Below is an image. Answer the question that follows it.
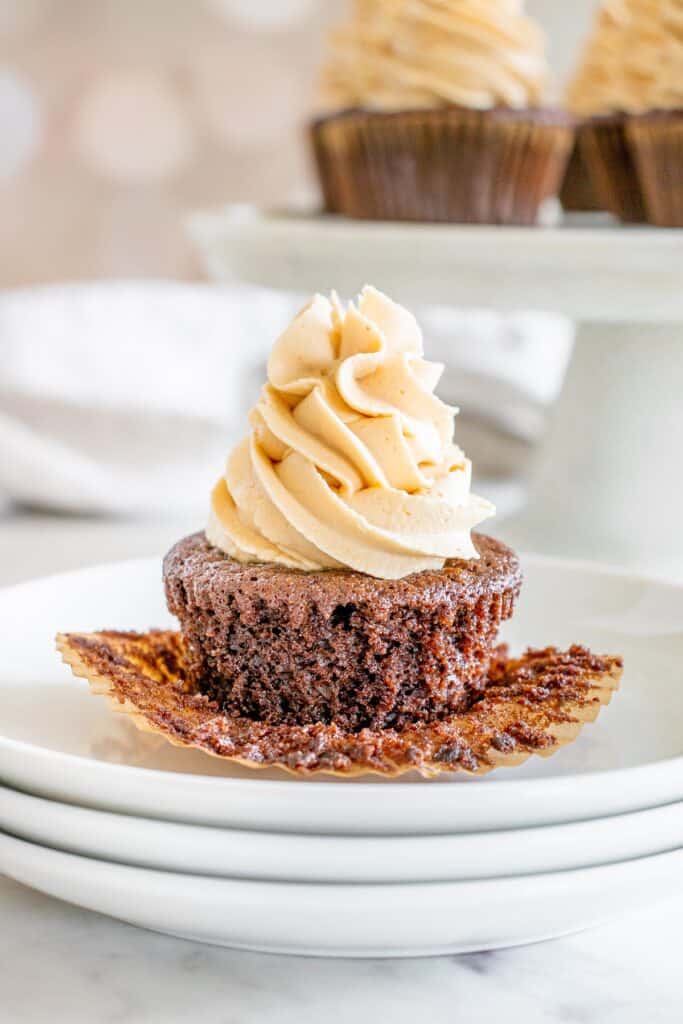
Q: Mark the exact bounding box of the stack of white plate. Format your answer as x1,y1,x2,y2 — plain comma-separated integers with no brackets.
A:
0,555,681,957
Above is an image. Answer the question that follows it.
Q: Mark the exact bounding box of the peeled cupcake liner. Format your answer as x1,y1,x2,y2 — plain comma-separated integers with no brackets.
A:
310,106,575,226
626,109,683,228
57,630,622,780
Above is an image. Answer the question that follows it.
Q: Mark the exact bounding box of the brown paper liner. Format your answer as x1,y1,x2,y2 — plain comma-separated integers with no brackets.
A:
627,110,683,228
559,130,603,212
578,115,646,223
57,631,622,779
310,120,344,215
311,107,574,226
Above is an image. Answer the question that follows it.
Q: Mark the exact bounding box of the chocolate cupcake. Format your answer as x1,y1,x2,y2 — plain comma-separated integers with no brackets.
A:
311,0,573,225
58,287,622,778
567,1,683,226
167,287,508,729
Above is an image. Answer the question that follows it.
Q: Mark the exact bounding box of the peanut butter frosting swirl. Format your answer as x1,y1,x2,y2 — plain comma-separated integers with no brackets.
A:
568,0,683,116
319,0,550,112
207,288,494,580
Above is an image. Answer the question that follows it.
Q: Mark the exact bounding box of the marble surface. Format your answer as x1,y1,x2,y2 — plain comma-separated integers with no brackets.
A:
1,510,681,1024
1,874,681,1024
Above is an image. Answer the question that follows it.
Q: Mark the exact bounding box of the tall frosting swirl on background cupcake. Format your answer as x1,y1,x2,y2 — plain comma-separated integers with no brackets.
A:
319,0,550,111
207,287,494,580
568,0,683,115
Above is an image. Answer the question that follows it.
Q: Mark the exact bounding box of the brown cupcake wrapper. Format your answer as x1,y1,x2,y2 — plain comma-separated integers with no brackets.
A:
559,131,603,212
57,630,622,779
311,107,575,226
626,110,683,228
310,123,343,215
578,115,647,223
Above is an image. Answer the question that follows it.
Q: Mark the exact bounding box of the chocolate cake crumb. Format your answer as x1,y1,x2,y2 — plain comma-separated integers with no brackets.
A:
163,532,522,731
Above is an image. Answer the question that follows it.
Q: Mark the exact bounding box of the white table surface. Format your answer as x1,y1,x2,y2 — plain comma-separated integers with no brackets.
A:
1,510,681,1024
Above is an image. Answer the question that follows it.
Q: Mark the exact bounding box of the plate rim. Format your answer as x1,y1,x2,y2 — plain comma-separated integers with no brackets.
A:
3,826,680,957
2,824,682,891
1,778,681,849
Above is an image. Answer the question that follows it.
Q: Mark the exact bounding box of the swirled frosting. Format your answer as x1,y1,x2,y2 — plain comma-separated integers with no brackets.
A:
319,0,550,112
207,287,494,580
568,0,683,115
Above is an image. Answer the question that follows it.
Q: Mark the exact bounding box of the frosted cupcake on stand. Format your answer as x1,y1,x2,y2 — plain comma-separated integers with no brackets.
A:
567,0,683,226
311,0,574,225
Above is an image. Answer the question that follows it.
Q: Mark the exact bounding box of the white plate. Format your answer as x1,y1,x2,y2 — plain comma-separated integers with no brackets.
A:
1,556,682,835
1,784,681,883
1,830,680,957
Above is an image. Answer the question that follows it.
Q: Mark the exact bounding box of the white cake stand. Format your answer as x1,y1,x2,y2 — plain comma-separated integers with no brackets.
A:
189,208,683,578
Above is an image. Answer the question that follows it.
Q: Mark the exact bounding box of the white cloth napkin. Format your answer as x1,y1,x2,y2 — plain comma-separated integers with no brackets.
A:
0,281,572,516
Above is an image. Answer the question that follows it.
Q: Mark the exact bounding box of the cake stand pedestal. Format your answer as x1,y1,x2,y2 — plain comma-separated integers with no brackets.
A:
189,209,683,578
513,321,683,578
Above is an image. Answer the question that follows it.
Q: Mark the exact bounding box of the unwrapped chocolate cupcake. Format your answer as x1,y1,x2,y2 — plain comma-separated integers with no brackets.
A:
311,0,574,225
567,0,683,226
58,288,622,777
169,287,508,730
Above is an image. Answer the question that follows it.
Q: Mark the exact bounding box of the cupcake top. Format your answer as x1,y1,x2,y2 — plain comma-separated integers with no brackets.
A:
567,0,683,116
318,0,550,112
207,287,494,580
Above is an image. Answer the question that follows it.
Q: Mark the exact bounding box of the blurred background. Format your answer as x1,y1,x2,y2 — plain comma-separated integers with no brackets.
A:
0,0,602,577
0,0,597,286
